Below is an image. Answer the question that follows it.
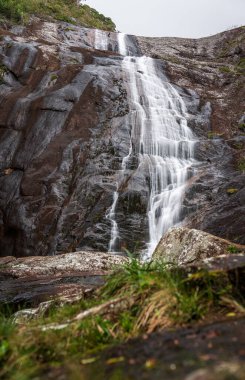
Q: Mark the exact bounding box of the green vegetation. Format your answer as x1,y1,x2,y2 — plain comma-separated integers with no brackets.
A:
237,157,245,172
0,260,244,379
236,58,245,74
207,131,223,139
50,73,58,82
238,123,245,131
219,66,232,73
219,58,245,76
227,245,239,254
0,0,116,30
0,64,8,84
226,188,238,195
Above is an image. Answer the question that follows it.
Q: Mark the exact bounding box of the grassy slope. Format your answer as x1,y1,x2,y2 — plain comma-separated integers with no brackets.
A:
0,260,244,379
0,0,116,30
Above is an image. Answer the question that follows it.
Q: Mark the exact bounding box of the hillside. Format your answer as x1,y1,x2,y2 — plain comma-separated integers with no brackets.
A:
0,0,116,30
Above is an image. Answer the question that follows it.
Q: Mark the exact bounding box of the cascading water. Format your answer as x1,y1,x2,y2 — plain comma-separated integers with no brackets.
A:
93,30,197,259
94,29,108,51
120,55,197,259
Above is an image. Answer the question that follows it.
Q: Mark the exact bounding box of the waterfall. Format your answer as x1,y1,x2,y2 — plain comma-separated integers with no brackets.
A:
121,52,197,259
94,30,197,258
94,29,108,51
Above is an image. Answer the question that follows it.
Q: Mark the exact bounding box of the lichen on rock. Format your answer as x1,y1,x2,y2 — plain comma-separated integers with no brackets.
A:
152,227,245,266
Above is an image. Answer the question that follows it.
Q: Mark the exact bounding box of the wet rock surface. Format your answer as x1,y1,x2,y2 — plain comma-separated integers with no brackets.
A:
153,227,245,265
0,19,244,257
84,318,245,380
0,251,128,305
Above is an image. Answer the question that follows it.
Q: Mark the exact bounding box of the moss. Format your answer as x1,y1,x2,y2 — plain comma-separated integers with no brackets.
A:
0,64,8,84
237,158,245,172
226,188,238,195
0,0,116,31
207,131,223,139
50,73,58,81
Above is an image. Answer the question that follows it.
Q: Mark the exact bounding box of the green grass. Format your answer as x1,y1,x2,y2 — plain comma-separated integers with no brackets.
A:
0,0,116,30
0,260,244,379
227,245,239,254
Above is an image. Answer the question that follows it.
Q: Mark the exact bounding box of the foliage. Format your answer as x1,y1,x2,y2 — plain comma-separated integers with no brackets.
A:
0,260,244,379
0,0,116,30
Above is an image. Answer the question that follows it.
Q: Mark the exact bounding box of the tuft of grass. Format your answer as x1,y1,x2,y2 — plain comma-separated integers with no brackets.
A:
0,259,244,379
0,0,116,30
227,245,239,254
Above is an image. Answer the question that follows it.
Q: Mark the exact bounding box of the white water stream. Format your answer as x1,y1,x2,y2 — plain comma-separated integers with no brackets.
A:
94,31,197,259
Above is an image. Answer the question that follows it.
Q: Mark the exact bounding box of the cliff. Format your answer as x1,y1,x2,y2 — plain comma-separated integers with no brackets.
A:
0,17,244,257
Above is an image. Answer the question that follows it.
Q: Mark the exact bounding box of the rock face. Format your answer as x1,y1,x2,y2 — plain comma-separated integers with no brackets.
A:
153,227,245,265
0,18,244,257
0,251,128,305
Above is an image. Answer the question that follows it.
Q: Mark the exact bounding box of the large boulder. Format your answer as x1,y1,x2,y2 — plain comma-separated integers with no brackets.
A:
152,227,245,266
0,251,128,306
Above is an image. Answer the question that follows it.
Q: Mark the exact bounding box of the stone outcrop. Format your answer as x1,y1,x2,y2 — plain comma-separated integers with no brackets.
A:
0,251,128,305
153,227,245,265
0,18,244,257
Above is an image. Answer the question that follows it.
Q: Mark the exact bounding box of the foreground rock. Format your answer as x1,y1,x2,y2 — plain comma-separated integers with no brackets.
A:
84,318,245,380
0,251,128,305
153,227,245,265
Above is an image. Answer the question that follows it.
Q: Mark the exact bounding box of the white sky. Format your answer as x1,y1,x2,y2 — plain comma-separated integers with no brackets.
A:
85,0,245,38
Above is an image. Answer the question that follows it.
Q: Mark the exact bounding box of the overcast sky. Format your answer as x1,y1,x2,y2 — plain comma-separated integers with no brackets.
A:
85,0,245,38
